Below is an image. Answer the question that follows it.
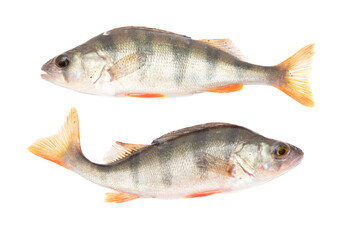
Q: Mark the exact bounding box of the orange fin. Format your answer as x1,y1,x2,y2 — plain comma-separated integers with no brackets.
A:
105,192,140,203
184,189,223,198
28,107,81,170
206,84,243,93
275,44,315,107
125,93,165,98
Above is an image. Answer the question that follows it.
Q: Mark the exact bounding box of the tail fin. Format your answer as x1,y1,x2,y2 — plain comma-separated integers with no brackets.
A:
28,107,81,169
276,44,315,107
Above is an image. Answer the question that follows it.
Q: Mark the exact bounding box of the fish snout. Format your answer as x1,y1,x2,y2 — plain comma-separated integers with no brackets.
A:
41,58,59,82
288,145,304,167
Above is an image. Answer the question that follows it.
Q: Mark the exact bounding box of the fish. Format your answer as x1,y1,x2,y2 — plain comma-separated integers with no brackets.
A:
41,27,315,107
28,108,303,203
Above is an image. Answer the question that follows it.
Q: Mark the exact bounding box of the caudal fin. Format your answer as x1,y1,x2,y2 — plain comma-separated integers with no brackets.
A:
276,44,315,107
28,108,81,169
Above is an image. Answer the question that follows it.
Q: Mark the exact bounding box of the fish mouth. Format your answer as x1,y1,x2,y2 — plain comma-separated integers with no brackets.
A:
290,154,303,168
41,71,52,81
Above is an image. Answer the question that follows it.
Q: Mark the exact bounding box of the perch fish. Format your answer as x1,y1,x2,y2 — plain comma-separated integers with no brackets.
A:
41,27,314,106
28,108,303,203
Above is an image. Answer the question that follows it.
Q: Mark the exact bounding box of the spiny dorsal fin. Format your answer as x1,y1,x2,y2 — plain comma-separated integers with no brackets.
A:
152,123,235,144
103,141,147,164
200,39,245,60
110,26,191,39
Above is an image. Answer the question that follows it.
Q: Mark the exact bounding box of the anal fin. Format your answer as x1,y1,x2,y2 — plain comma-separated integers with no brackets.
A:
185,189,223,198
105,192,139,203
206,84,243,93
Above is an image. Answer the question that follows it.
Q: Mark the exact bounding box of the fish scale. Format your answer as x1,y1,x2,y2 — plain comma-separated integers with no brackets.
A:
28,108,304,202
41,26,314,106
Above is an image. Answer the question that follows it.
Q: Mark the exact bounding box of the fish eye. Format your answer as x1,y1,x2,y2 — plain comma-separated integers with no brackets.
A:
55,54,70,68
274,144,288,157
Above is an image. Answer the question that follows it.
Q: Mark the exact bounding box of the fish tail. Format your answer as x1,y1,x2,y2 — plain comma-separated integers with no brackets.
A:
28,107,82,169
275,44,315,107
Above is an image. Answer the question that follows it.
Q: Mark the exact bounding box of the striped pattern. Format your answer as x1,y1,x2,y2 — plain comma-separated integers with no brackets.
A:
171,37,192,85
31,107,304,200
87,27,273,96
103,124,262,198
43,27,314,107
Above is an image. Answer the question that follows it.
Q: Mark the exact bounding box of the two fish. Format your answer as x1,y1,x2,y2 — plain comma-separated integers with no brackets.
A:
30,27,313,203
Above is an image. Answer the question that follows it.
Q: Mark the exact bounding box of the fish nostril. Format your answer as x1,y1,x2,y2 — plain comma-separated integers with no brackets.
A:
41,62,50,71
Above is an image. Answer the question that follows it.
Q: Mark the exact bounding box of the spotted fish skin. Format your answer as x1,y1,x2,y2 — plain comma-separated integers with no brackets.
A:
41,27,314,106
28,108,304,201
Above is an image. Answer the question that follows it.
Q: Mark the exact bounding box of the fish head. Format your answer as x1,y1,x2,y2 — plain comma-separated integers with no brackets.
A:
233,137,303,182
255,139,303,181
41,48,107,93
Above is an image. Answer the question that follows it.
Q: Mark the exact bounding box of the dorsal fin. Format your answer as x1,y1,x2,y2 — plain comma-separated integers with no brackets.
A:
199,39,245,60
110,26,191,39
152,123,235,144
103,141,147,164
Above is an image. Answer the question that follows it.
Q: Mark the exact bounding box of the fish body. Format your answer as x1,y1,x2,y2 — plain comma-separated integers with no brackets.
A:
29,108,303,203
42,27,314,106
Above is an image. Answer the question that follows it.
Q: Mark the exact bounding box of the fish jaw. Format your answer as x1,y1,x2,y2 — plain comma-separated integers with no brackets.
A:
41,57,68,85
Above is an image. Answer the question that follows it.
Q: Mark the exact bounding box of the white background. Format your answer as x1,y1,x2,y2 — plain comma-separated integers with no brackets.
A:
1,0,358,239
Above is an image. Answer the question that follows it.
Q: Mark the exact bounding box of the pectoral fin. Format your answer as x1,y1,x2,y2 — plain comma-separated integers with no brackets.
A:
108,52,147,81
195,152,238,178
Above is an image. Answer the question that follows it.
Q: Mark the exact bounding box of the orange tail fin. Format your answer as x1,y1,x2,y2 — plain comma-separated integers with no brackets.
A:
276,44,315,107
28,108,81,169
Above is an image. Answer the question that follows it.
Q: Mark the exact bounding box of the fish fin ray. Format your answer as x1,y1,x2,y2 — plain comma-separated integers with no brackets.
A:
28,108,81,169
125,93,165,98
108,52,146,80
111,26,191,39
275,44,315,107
152,123,236,144
103,142,147,164
206,84,243,93
195,152,237,177
184,189,223,198
105,192,140,203
200,39,245,60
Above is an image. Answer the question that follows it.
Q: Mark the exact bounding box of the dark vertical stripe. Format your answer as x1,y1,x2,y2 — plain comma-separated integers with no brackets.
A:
144,30,154,55
127,28,150,82
171,37,192,85
223,127,240,161
195,153,210,180
193,128,211,179
157,144,173,187
99,33,119,62
129,155,140,186
205,45,220,82
127,28,142,52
